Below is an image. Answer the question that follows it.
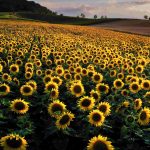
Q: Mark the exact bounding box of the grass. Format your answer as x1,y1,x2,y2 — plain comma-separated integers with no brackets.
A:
0,12,121,25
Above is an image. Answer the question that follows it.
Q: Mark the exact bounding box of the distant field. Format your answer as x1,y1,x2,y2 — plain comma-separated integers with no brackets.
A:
91,19,150,36
0,12,121,25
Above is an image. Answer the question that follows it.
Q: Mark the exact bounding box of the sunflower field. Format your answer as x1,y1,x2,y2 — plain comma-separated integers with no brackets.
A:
0,20,150,150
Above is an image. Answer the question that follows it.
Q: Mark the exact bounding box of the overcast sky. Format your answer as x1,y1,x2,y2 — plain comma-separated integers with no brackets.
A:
31,0,150,18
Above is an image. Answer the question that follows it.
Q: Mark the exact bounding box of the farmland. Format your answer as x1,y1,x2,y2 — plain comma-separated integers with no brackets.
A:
0,20,150,150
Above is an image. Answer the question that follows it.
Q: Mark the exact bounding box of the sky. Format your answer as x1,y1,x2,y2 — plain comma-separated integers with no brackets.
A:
31,0,150,19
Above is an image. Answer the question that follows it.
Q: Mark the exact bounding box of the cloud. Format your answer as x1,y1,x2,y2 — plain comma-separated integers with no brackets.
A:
31,0,150,18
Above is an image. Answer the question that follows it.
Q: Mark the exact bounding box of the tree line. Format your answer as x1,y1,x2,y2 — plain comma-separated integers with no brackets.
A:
0,0,55,15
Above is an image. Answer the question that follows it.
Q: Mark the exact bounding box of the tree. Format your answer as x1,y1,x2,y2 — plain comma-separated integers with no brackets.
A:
104,15,107,19
94,15,97,19
100,15,104,19
144,15,148,20
81,13,85,18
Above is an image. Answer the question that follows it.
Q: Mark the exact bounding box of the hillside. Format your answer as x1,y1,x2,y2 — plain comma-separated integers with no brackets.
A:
0,0,54,14
91,19,150,36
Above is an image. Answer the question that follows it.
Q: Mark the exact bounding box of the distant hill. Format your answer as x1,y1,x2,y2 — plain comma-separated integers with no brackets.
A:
0,0,54,15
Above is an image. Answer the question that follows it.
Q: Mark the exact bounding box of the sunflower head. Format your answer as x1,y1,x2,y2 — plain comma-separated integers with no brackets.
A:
9,64,19,74
141,80,150,91
121,89,129,97
55,111,75,130
70,81,85,97
25,72,33,80
96,83,109,94
52,76,62,86
2,73,12,82
78,96,95,111
45,81,58,93
134,98,142,110
87,135,114,150
48,100,66,117
88,110,105,127
113,79,124,89
97,102,111,116
43,75,52,84
138,107,150,126
135,65,144,73
0,64,3,72
90,90,101,101
20,85,34,96
129,82,141,93
49,88,59,99
10,99,29,114
0,134,27,150
26,80,37,91
0,83,10,96
144,91,150,101
55,66,64,76
92,72,103,83
109,70,117,78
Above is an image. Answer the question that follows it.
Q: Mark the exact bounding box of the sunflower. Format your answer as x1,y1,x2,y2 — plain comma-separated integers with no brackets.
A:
130,76,139,83
36,69,43,76
0,83,10,96
9,64,19,74
92,72,103,83
0,134,27,150
50,88,59,99
52,76,63,86
2,73,12,82
78,96,95,111
141,80,150,90
144,91,150,101
117,72,124,80
122,100,130,108
134,98,142,110
25,72,33,80
70,81,85,97
74,73,82,81
97,102,111,116
90,90,101,101
26,80,37,91
121,89,129,97
13,78,20,86
10,99,29,114
87,135,114,150
45,81,58,93
88,110,105,127
135,65,144,74
20,85,34,96
129,82,141,93
48,100,66,117
81,68,88,76
75,66,82,74
43,75,52,84
25,62,33,69
64,73,72,80
0,64,3,72
55,66,64,76
125,75,132,83
96,83,109,94
55,111,74,129
128,67,134,74
45,69,52,76
138,107,150,126
113,79,124,89
15,59,23,66
109,70,116,78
